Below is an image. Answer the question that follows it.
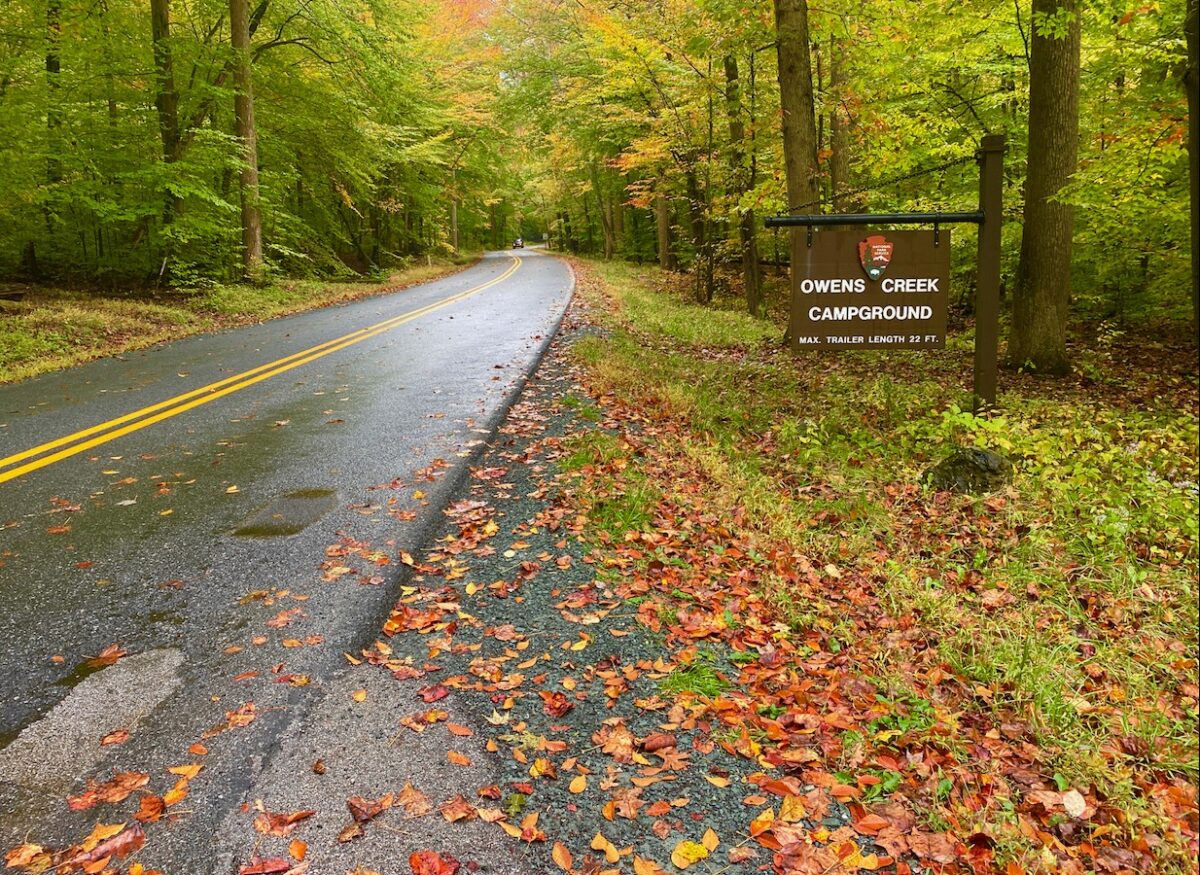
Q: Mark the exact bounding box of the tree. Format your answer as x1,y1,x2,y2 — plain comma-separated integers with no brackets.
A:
230,0,263,280
772,0,820,216
724,54,763,315
1186,0,1198,332
1009,0,1082,374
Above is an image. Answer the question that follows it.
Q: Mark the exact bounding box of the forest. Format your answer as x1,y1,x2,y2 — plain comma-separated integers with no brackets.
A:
0,0,1195,374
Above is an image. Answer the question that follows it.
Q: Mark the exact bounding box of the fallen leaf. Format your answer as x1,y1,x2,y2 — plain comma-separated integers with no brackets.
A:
670,840,709,869
552,842,574,872
408,850,460,875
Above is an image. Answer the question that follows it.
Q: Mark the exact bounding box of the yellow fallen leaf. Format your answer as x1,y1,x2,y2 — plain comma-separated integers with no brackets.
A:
671,840,709,869
225,485,240,494
704,775,731,788
591,831,619,863
569,774,587,794
780,794,806,823
352,689,368,702
701,828,719,852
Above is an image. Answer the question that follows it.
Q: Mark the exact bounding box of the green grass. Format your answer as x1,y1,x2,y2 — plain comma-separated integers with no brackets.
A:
570,257,1199,869
659,653,730,698
0,256,476,384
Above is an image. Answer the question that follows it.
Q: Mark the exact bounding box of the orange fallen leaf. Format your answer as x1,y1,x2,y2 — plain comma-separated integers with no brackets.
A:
551,842,573,872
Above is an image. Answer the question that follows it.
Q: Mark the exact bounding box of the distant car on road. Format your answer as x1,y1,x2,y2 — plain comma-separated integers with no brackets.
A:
513,238,524,248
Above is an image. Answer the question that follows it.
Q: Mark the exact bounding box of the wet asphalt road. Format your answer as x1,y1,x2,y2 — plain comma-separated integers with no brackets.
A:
0,250,572,868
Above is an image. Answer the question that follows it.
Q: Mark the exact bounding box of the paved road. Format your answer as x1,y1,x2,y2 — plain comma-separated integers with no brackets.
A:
0,250,572,870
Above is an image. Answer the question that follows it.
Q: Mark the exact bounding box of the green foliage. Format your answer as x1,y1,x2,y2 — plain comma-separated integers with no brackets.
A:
0,0,509,284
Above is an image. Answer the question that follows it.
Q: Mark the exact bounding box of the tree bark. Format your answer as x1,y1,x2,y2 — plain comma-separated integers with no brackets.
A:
591,164,615,259
151,0,180,164
1010,0,1081,374
772,0,820,215
1185,0,1199,334
685,165,709,303
46,0,62,185
231,0,264,280
774,0,821,340
724,55,763,316
828,35,854,216
656,179,672,270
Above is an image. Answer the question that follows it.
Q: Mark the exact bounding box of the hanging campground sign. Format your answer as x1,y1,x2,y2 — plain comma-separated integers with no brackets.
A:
765,134,1006,409
792,229,949,350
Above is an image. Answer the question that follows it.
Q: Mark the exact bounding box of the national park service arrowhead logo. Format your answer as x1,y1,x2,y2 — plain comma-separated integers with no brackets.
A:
858,235,894,281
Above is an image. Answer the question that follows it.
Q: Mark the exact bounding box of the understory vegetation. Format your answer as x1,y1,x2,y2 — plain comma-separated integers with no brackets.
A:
563,258,1198,870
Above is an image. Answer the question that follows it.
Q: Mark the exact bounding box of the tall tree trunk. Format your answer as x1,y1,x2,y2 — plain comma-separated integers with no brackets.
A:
613,197,624,255
828,36,853,216
591,165,615,259
773,0,820,215
1009,0,1081,374
1186,0,1199,334
46,0,62,186
151,0,181,273
724,55,763,316
774,0,821,340
151,0,180,165
656,179,672,270
685,165,708,303
231,0,263,280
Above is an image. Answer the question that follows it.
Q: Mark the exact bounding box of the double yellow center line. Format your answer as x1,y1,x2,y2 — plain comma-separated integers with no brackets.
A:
0,256,522,486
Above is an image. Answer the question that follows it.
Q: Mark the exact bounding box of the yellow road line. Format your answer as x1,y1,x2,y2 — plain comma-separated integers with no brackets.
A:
0,257,521,486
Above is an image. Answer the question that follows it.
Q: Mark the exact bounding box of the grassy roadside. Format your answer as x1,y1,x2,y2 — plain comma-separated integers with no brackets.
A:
0,255,478,384
562,259,1199,870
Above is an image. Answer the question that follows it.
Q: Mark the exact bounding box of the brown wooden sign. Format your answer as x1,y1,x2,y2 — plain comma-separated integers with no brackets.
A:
790,229,950,351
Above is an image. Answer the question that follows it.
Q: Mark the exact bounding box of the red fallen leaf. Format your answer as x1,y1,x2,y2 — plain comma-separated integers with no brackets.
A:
85,644,127,668
854,813,891,834
203,702,258,738
347,793,393,823
67,822,145,866
539,690,574,717
99,729,130,746
134,794,167,823
238,858,292,875
908,831,960,864
439,795,477,822
67,771,150,810
254,809,316,836
641,732,677,752
409,850,461,875
477,785,502,799
266,608,304,629
418,684,449,703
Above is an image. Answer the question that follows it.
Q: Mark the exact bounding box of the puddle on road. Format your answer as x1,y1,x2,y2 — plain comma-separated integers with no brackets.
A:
233,488,338,537
52,659,110,690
